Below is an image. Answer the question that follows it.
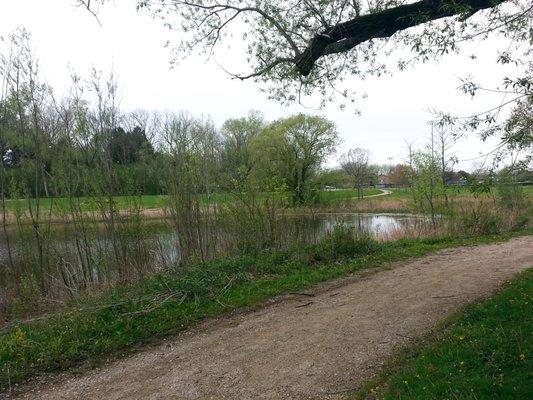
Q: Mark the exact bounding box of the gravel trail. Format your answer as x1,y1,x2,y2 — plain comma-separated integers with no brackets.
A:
7,236,533,400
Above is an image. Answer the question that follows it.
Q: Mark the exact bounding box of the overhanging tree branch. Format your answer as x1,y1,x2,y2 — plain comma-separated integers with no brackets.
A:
295,0,506,76
78,0,511,80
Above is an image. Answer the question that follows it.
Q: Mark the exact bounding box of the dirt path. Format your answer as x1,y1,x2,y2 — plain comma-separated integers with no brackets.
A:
8,236,533,400
361,189,391,198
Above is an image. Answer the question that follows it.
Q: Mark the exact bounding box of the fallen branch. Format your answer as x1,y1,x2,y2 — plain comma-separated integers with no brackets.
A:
289,292,316,297
123,292,188,318
295,301,314,308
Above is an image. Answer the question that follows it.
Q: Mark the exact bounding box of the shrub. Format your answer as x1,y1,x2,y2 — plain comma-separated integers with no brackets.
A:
497,181,525,210
447,201,502,236
307,226,380,263
511,213,530,231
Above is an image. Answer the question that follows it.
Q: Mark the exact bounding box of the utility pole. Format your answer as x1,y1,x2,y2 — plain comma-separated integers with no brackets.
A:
430,121,435,160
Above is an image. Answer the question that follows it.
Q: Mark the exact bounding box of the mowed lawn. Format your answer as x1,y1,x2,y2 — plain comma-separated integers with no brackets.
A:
1,188,385,213
3,186,529,214
321,188,383,201
1,194,170,213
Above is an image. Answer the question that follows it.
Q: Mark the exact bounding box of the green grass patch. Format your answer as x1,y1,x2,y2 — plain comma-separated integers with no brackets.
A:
1,193,241,213
3,185,530,215
2,195,170,213
1,189,383,216
0,231,527,389
320,188,383,201
352,268,533,400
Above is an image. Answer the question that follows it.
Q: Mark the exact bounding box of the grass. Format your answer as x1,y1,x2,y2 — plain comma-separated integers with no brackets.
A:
3,186,530,215
351,268,533,400
0,230,528,390
2,194,170,213
319,188,383,201
328,185,533,215
315,187,414,214
1,188,384,215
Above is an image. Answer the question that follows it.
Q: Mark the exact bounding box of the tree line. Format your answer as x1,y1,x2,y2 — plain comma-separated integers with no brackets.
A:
1,30,530,209
0,32,345,206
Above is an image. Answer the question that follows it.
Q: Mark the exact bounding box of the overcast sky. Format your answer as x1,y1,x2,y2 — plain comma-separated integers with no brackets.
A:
0,0,526,171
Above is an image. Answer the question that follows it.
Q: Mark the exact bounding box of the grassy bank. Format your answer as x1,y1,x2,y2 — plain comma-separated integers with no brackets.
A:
319,188,382,201
3,185,528,220
1,188,382,216
0,230,528,390
352,268,533,400
316,188,413,213
317,185,533,215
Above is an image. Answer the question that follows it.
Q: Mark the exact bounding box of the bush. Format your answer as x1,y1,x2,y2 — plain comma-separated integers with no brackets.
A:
511,213,530,231
307,226,380,263
497,181,525,210
448,202,502,236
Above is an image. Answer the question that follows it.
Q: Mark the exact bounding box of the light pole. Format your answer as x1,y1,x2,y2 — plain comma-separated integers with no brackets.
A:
387,156,393,172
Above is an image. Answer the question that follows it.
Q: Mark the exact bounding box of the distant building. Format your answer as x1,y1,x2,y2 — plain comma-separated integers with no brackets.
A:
376,174,392,188
445,177,468,187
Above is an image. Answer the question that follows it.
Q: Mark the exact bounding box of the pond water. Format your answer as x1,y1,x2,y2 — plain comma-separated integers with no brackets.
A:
0,213,427,307
0,213,425,260
292,212,425,240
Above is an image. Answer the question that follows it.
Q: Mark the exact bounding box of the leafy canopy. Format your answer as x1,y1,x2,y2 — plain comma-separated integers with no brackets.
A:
79,0,533,107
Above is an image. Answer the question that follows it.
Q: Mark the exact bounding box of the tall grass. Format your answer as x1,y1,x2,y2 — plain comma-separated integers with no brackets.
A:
445,186,531,236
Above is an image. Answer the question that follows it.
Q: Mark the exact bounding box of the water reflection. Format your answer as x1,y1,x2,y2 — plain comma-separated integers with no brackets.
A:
0,213,427,307
297,213,425,240
0,213,425,267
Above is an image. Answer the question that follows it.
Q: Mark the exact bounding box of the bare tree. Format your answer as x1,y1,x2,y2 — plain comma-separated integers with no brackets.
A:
220,110,265,184
160,112,222,262
404,140,415,169
429,124,457,206
340,148,370,199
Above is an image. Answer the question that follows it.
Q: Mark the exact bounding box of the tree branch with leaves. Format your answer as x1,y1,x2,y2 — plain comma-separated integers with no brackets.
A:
79,0,531,107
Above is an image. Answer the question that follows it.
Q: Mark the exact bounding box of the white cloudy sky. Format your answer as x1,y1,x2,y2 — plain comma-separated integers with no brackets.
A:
0,0,527,170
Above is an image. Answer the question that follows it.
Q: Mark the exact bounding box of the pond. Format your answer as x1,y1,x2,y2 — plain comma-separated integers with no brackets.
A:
0,213,427,310
290,212,426,240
